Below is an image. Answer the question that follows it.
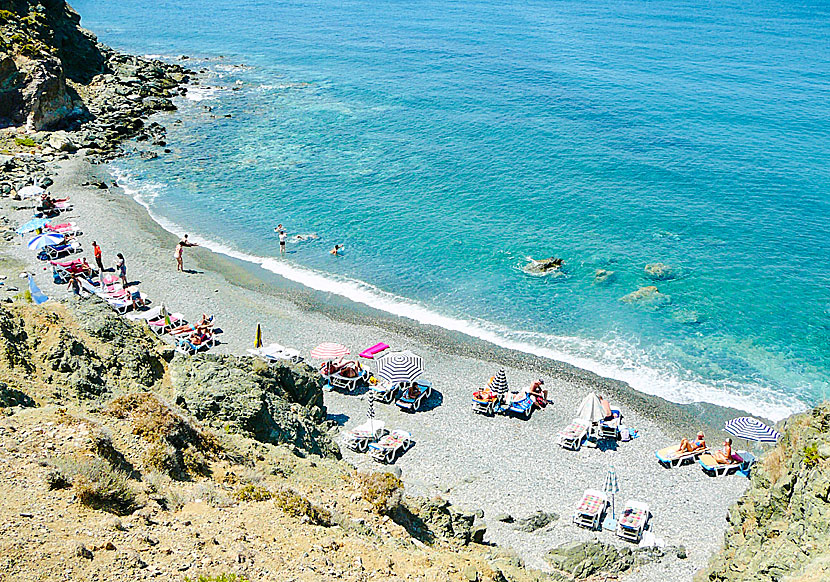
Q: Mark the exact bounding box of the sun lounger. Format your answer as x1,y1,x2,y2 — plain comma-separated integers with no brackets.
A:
359,342,390,359
395,380,432,412
175,332,215,355
471,389,499,415
370,380,401,404
147,311,185,334
655,444,708,467
328,360,366,392
558,418,590,451
698,451,756,477
50,258,84,282
369,430,413,463
79,278,147,314
38,240,82,260
616,501,650,543
343,419,388,453
598,409,623,439
247,343,304,364
505,392,535,419
126,305,163,322
573,489,608,530
45,222,82,237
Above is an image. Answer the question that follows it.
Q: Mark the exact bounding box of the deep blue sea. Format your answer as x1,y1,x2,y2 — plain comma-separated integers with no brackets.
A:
73,0,830,420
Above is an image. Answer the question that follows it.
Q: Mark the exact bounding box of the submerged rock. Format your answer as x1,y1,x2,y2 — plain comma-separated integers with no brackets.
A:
523,257,564,276
620,286,671,309
593,268,615,284
645,262,676,281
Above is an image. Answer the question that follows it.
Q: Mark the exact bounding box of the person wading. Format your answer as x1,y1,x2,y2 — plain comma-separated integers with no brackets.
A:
175,234,198,272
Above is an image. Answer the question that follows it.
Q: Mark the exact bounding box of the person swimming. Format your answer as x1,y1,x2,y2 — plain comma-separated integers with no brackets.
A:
330,244,344,256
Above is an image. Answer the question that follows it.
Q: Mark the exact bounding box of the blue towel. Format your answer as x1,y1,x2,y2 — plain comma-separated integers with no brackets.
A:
28,275,49,305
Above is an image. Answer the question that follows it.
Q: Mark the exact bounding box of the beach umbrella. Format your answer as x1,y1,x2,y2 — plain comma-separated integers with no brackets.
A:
310,342,350,360
577,392,604,423
254,323,263,349
725,417,781,444
18,185,45,199
16,217,49,235
375,350,424,384
27,233,63,250
367,390,375,420
490,369,509,397
27,274,49,305
604,464,620,527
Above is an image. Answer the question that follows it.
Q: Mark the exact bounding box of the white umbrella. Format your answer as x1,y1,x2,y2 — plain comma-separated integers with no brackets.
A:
577,392,604,423
375,350,424,384
18,185,45,199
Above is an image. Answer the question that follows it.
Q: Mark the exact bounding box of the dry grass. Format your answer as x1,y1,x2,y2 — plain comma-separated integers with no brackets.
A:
233,484,273,502
763,447,786,485
51,456,138,515
357,471,404,515
273,489,332,526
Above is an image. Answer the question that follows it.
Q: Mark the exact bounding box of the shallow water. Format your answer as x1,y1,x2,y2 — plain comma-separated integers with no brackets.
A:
74,0,830,419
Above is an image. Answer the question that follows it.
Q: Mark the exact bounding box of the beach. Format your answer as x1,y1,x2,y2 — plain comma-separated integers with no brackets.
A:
2,153,752,580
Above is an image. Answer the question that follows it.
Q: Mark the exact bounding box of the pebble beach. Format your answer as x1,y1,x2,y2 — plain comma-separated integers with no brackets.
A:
3,154,752,581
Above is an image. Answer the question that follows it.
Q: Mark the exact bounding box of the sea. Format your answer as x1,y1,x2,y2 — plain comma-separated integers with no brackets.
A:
72,0,830,421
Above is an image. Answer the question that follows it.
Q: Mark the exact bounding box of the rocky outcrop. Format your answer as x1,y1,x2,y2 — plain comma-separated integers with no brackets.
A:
169,355,338,459
0,382,35,407
545,541,635,579
395,496,485,545
523,257,564,276
696,404,830,581
645,262,677,281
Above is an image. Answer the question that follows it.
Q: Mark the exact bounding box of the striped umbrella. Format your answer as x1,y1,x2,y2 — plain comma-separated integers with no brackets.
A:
254,323,263,349
375,350,424,384
310,342,350,360
604,464,620,527
490,369,509,396
725,417,781,443
27,233,64,250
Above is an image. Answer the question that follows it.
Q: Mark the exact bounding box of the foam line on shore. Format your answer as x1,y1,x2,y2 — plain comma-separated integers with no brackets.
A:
112,166,802,422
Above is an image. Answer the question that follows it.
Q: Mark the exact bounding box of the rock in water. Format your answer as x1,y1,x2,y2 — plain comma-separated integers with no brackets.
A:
523,257,564,275
594,268,615,284
620,286,671,309
645,262,676,280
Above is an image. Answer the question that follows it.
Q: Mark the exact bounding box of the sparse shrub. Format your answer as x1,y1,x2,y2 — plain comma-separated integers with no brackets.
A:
182,445,210,477
144,472,187,512
14,137,36,147
190,483,233,508
142,442,179,475
52,457,137,515
358,472,403,515
274,489,332,526
803,444,820,469
45,467,71,490
234,484,272,502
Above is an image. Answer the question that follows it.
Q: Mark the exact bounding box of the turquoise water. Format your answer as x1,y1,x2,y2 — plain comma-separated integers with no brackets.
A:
74,0,830,419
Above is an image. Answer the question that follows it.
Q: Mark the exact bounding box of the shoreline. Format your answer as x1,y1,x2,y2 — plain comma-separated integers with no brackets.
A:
3,152,752,579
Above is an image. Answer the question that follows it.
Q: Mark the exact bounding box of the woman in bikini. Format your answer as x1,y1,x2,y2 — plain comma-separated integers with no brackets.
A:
713,438,734,464
677,432,706,454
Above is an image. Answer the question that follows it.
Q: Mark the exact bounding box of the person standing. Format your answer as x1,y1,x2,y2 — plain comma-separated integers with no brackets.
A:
278,228,287,254
115,253,127,287
92,241,104,274
175,234,198,272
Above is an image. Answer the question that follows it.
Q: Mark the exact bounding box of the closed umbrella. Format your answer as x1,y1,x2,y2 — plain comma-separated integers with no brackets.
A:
603,464,620,528
367,390,375,420
375,350,424,384
18,185,45,199
577,393,604,423
27,233,63,250
254,323,263,349
725,417,781,444
16,217,49,235
310,342,350,360
490,369,509,397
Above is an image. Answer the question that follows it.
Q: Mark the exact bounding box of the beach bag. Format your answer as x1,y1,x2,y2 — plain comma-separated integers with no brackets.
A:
619,427,631,441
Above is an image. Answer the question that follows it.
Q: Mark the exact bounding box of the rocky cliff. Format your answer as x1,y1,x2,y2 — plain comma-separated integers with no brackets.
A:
696,404,830,581
0,0,187,134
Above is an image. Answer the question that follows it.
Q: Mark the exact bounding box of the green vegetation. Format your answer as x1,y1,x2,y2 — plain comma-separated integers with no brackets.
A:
273,489,332,526
358,471,403,515
0,9,17,22
234,484,273,502
803,443,820,468
14,137,36,147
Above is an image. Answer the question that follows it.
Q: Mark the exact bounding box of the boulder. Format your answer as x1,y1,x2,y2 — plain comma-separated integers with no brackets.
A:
545,541,634,579
0,383,36,408
523,257,564,276
169,355,338,458
399,497,479,544
645,263,676,281
620,286,671,309
514,511,558,533
48,130,76,152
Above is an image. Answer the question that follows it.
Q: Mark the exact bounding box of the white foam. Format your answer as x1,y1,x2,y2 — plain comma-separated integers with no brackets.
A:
113,167,805,422
184,86,220,102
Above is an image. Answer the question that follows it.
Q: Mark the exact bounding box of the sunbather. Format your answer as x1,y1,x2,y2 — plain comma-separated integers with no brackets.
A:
598,394,614,420
677,432,706,454
189,330,212,346
80,258,94,277
713,438,734,464
67,274,81,296
529,379,547,407
405,382,421,399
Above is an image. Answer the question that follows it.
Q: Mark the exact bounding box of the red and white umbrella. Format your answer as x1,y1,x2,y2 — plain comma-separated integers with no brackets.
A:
310,342,350,360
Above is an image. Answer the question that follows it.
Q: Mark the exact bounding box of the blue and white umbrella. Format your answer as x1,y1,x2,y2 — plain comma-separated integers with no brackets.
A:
604,464,620,526
725,417,781,443
16,217,49,235
375,350,424,384
27,233,64,250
